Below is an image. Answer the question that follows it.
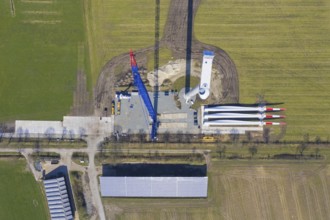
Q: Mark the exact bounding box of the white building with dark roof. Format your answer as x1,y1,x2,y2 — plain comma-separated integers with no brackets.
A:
100,176,208,197
100,164,208,198
15,116,113,138
43,177,73,220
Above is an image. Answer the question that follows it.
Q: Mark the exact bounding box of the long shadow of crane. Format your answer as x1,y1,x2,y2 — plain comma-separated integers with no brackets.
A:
153,0,160,138
185,0,193,94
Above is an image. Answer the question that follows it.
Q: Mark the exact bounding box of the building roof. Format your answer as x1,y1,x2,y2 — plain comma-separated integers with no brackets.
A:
15,116,113,138
43,177,73,220
15,120,63,135
100,176,208,198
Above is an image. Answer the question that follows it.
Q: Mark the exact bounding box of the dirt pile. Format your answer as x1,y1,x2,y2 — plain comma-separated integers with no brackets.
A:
147,59,199,87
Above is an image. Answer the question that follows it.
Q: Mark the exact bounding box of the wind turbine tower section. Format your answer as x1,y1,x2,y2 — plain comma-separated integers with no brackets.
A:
184,51,215,103
199,50,214,100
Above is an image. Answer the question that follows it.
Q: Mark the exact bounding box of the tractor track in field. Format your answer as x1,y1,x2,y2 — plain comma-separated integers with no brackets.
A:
320,173,330,217
94,0,239,114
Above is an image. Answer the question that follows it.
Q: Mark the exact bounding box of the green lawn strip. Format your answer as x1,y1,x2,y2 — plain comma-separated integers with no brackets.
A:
95,151,205,166
0,159,49,220
172,76,200,92
0,139,87,148
102,142,330,162
72,152,89,166
0,152,22,157
30,152,60,159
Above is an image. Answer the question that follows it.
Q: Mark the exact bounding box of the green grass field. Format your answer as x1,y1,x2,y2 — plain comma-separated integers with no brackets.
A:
173,76,200,92
0,0,88,121
195,0,330,141
87,0,170,84
0,159,49,220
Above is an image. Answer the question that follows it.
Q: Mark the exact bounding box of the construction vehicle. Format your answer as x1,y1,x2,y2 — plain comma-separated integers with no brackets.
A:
202,136,216,142
117,100,121,115
111,101,115,115
130,50,157,140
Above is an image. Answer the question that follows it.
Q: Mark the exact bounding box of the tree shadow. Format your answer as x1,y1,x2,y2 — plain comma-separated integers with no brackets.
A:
153,0,161,136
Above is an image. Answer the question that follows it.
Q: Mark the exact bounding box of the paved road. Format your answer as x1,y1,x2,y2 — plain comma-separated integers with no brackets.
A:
0,147,209,155
86,136,107,220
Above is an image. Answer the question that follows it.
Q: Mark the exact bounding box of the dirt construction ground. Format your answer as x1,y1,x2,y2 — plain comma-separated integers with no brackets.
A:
102,161,330,220
93,0,239,114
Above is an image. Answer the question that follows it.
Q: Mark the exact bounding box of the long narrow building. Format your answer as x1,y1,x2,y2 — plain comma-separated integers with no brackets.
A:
100,176,208,197
100,164,208,198
43,177,73,220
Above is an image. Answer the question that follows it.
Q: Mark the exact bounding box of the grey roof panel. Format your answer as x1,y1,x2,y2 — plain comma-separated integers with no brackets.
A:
43,177,73,220
100,177,126,197
151,177,177,197
177,177,208,197
127,177,152,197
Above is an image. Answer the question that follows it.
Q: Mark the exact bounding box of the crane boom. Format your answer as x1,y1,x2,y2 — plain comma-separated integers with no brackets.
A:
129,50,157,140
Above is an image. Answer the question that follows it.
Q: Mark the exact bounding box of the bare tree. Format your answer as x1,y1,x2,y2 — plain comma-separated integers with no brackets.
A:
138,129,146,144
276,123,287,141
176,130,183,143
34,138,41,156
197,133,203,143
163,131,170,144
24,129,30,142
0,123,7,142
69,130,75,141
217,145,226,159
216,145,222,158
8,132,14,143
44,127,55,143
61,127,67,140
315,148,320,158
263,127,270,143
248,146,258,158
126,129,132,142
297,143,308,157
315,136,321,145
154,150,160,159
192,146,196,155
0,128,3,143
79,127,86,140
246,131,252,143
98,142,105,163
2,124,14,143
222,146,226,158
112,141,123,163
183,131,191,143
256,93,266,105
229,129,240,143
17,127,23,142
295,133,310,158
303,133,310,143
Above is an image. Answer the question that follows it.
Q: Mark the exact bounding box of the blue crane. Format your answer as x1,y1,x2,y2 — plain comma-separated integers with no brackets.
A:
129,50,157,140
